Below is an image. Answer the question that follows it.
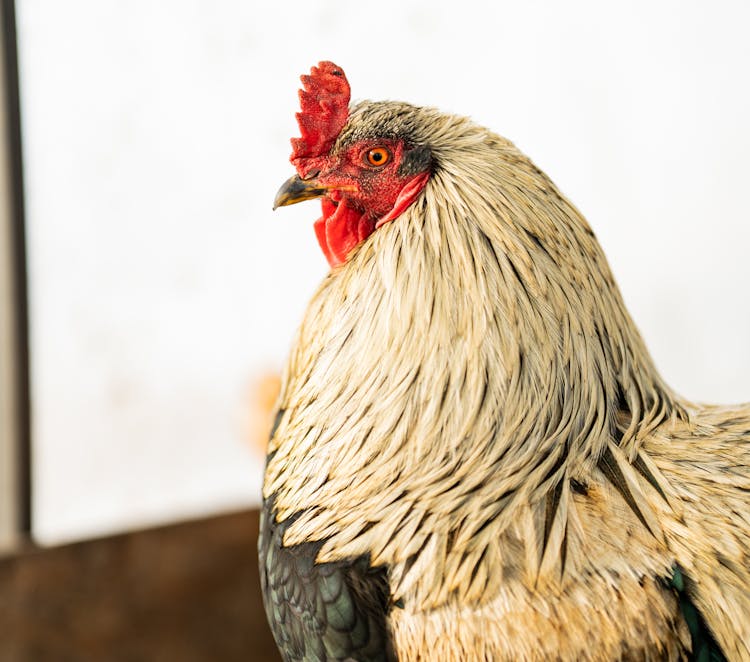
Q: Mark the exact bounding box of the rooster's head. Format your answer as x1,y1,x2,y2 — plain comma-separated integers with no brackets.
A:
273,62,432,268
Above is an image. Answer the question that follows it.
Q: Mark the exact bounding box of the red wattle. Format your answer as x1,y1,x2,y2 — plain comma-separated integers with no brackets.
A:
314,198,375,268
313,172,430,268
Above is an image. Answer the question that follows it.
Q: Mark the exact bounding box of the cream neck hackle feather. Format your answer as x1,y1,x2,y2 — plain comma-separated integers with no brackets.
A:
264,101,686,606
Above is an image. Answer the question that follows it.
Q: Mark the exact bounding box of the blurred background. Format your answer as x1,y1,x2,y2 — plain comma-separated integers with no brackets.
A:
1,0,748,659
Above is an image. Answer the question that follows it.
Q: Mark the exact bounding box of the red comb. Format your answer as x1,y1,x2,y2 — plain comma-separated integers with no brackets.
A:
291,61,350,173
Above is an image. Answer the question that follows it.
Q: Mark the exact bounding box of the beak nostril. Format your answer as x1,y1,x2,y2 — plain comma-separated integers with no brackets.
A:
303,170,321,180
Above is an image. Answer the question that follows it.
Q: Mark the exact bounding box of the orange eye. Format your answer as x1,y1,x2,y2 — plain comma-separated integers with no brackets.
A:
365,147,390,167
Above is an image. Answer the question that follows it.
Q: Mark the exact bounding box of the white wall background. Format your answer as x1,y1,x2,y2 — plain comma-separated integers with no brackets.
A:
16,0,750,544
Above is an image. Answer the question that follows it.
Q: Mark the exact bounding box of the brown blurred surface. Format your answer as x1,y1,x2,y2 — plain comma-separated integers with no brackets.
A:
0,509,281,662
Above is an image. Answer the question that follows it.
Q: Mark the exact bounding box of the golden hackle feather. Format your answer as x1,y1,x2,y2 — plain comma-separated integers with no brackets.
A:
264,101,750,660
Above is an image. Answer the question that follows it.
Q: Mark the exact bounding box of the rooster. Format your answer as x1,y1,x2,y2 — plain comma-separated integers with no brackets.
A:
259,61,750,661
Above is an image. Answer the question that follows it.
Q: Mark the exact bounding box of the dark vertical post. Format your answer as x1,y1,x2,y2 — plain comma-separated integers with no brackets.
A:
0,0,31,548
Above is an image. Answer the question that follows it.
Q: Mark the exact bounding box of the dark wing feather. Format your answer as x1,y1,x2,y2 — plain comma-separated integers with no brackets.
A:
259,495,395,662
670,566,727,662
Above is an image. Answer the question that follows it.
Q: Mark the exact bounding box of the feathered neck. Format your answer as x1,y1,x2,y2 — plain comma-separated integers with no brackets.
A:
264,109,684,604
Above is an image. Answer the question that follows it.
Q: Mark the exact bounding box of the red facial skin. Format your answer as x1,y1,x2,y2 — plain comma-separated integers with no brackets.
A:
303,139,430,268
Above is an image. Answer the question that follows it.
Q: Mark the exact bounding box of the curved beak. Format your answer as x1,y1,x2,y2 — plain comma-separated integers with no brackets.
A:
273,175,328,210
